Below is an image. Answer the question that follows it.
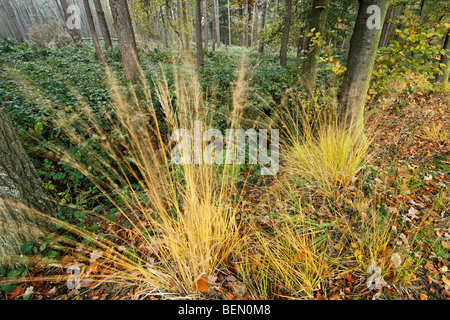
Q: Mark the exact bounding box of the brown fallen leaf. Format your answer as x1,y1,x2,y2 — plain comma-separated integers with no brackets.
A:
9,286,25,299
441,241,450,250
419,293,428,300
442,289,450,298
424,261,438,274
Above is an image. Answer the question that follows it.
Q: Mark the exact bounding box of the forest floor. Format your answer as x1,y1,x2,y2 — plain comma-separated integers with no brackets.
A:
0,42,449,300
2,90,447,301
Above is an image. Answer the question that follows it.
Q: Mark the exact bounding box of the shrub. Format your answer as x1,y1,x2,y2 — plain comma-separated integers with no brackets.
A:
28,22,73,49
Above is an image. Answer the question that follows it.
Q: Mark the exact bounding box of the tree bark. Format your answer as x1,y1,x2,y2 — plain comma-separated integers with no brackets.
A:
252,2,259,48
228,0,232,45
93,0,112,49
83,0,105,62
0,105,61,264
244,0,249,48
109,0,141,81
379,3,394,48
300,0,330,91
203,0,208,49
214,0,221,47
279,0,293,66
59,0,82,43
259,0,267,54
182,0,190,50
436,30,450,83
195,0,204,64
338,0,389,130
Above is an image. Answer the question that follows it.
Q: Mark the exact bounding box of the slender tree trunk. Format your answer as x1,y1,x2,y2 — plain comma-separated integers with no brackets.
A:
59,0,82,43
182,0,190,50
110,0,141,81
195,0,204,64
160,6,169,47
259,0,267,54
251,3,255,47
0,105,61,264
212,6,216,51
436,30,450,83
214,0,221,47
83,0,105,62
244,0,249,48
300,0,330,91
338,0,389,130
379,3,394,48
1,0,24,42
252,2,259,48
203,0,208,49
279,0,293,66
93,0,112,49
228,0,232,45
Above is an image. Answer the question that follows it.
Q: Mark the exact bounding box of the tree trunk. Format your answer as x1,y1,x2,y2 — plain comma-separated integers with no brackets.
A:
0,105,60,264
83,0,105,62
252,2,259,48
195,0,204,64
203,0,208,49
244,0,249,48
436,30,450,83
279,0,292,66
160,6,169,47
214,0,221,47
109,0,141,81
93,0,112,49
379,3,394,48
228,0,232,45
59,0,82,43
182,0,190,50
259,0,267,54
1,0,24,42
300,0,330,92
338,0,389,130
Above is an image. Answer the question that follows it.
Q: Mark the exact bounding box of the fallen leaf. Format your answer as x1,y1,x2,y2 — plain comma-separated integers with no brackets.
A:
424,261,438,274
442,277,450,287
197,277,208,293
441,241,450,250
9,286,25,299
419,293,428,300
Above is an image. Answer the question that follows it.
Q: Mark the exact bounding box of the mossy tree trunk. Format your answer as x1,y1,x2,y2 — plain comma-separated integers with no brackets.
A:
0,106,60,264
300,0,330,92
337,0,389,130
436,30,450,83
109,0,141,81
279,0,292,66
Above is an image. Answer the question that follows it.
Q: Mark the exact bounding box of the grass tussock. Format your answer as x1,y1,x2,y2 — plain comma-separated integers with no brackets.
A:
284,116,371,198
